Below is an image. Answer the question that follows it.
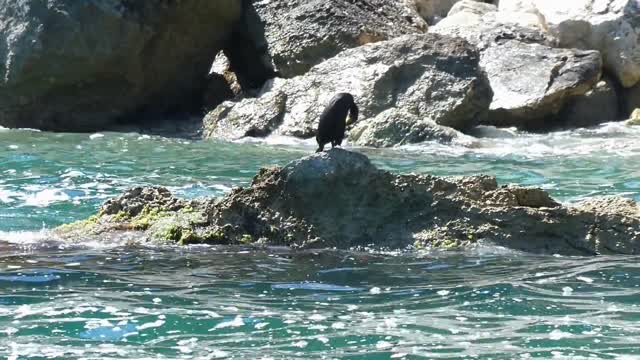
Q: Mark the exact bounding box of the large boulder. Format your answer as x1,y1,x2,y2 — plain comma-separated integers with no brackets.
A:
243,0,427,79
0,0,241,131
55,149,640,255
498,0,640,88
204,33,493,144
432,1,603,130
481,42,601,129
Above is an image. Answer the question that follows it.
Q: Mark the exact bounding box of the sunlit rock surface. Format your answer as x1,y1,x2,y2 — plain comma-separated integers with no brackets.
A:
204,33,493,144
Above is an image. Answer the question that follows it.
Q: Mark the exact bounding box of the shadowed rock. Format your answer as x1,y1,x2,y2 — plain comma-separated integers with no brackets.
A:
55,149,640,255
0,0,241,131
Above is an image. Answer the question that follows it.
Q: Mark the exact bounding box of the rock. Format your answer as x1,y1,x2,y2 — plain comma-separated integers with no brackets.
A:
560,76,621,128
625,83,640,116
204,90,287,140
55,149,640,255
349,108,461,147
0,0,242,131
210,53,243,98
202,74,235,112
203,33,493,141
432,0,553,48
481,42,602,130
408,0,474,24
498,0,640,88
432,1,603,130
627,108,640,126
245,0,427,78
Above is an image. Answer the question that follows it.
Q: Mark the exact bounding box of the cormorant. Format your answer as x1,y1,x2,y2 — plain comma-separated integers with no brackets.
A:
315,93,359,152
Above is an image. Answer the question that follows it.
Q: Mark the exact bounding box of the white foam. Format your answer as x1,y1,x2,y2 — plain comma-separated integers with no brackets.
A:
23,189,70,207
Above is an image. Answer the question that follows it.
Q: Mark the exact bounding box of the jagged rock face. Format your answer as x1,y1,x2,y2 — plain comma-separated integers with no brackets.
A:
432,1,603,130
204,33,493,143
0,0,241,131
56,149,640,255
499,0,640,88
246,0,427,78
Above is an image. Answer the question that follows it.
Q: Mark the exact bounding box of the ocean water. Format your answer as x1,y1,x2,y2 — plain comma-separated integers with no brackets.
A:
1,123,640,359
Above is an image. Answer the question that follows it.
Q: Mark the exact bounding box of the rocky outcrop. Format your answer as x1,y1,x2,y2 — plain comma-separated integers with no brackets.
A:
204,33,493,144
243,0,427,79
55,149,640,255
0,0,241,131
498,0,640,88
432,1,603,130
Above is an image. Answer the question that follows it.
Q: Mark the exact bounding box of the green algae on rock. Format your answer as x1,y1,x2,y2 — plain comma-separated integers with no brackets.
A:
55,149,640,255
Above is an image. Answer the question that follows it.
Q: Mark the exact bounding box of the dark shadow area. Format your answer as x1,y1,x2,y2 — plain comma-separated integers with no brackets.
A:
222,0,277,94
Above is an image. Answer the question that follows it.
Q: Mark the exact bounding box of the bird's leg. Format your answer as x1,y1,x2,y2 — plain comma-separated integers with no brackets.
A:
316,144,324,153
331,141,335,149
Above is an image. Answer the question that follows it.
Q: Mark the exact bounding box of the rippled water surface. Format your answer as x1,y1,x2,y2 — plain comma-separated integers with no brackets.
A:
1,123,640,359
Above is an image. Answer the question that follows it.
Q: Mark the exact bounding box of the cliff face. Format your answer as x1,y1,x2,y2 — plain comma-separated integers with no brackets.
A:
0,0,241,131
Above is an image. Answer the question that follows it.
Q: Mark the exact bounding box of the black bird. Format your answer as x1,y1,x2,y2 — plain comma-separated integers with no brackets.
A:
315,93,359,152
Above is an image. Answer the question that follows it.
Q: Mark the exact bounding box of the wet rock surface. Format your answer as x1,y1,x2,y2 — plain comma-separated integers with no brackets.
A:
56,149,640,255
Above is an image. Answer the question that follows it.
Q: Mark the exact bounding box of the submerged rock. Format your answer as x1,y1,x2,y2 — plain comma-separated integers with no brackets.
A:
0,0,241,131
204,33,493,144
56,149,640,255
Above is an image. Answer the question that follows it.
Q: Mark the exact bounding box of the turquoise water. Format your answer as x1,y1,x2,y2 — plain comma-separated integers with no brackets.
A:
1,123,640,359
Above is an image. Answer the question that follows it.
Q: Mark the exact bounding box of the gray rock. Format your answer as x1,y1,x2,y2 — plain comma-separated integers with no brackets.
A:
560,76,621,128
0,0,241,131
203,33,493,141
431,0,555,50
349,108,460,147
481,42,602,129
499,0,640,88
204,90,287,140
246,0,427,78
432,1,604,130
56,149,640,255
408,0,480,24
